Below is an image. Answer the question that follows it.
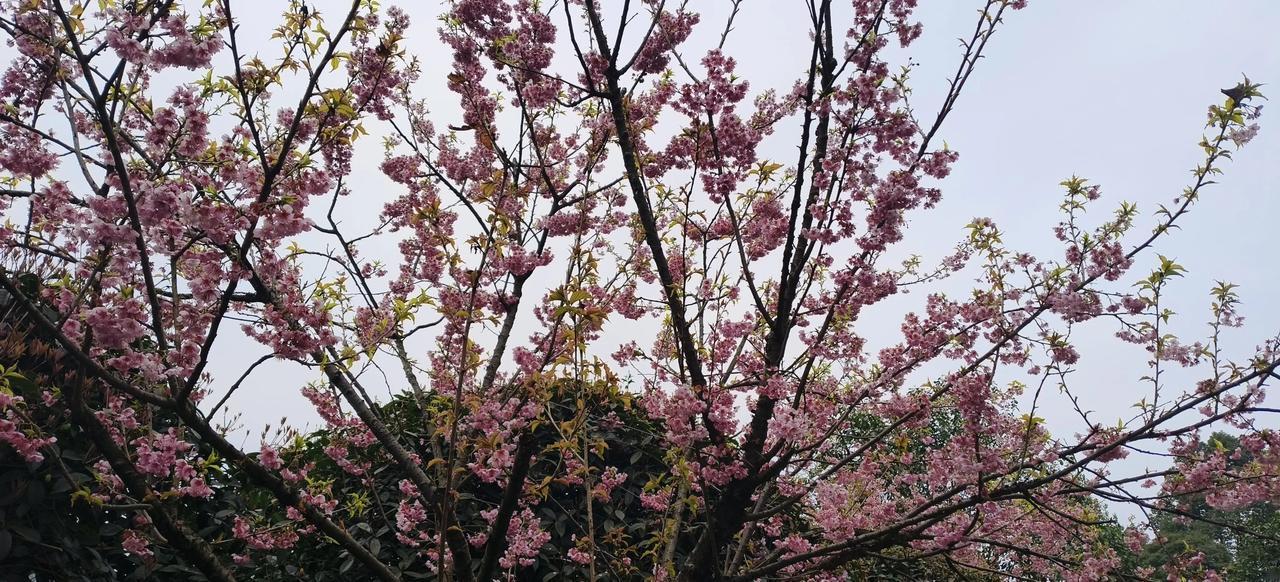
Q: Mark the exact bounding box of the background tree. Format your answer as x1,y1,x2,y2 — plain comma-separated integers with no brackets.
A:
0,0,1277,581
1136,432,1280,581
1,291,251,581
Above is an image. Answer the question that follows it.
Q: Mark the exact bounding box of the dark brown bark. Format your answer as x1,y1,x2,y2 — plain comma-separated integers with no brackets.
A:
64,383,237,582
476,431,537,581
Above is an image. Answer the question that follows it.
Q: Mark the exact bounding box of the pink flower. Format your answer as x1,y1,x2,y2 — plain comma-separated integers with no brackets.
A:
122,529,153,558
259,443,283,471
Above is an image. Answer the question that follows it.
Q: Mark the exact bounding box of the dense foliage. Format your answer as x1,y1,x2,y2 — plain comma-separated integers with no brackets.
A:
0,0,1277,580
1134,433,1280,581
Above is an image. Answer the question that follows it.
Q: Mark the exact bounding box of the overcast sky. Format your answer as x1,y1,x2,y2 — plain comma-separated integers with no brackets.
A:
864,1,1280,443
194,1,1280,466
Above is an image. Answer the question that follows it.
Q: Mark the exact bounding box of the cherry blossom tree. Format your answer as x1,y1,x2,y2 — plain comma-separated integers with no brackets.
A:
0,0,1276,580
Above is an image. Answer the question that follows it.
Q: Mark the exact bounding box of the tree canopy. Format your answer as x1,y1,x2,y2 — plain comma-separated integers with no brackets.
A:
0,0,1277,580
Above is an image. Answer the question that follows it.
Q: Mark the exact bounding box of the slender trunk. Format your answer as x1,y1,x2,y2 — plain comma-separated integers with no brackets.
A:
65,383,237,582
